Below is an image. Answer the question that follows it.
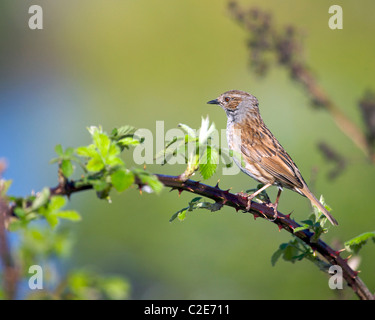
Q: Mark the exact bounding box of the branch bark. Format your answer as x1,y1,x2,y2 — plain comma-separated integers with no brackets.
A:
154,174,374,300
38,173,374,300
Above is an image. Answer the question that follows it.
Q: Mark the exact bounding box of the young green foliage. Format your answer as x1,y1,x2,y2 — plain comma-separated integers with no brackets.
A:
270,196,334,274
169,196,223,222
76,126,124,173
293,195,331,242
50,144,78,178
344,231,375,255
2,124,148,299
157,117,220,181
63,269,130,300
271,238,330,272
74,126,162,198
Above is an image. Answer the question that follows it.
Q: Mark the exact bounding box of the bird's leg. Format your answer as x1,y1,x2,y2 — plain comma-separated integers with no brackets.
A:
244,183,272,211
266,188,282,221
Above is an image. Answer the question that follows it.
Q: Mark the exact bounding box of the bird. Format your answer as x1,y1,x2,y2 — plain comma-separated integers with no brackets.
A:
207,89,338,225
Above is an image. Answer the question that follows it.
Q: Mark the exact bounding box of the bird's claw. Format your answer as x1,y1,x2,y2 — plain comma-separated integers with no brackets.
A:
266,202,279,221
235,192,253,211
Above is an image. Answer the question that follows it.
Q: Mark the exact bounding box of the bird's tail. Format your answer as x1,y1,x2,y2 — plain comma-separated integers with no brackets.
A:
298,187,338,226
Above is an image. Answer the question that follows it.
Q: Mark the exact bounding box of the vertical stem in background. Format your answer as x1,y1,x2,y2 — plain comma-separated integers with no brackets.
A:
291,63,370,160
228,1,374,164
0,163,18,300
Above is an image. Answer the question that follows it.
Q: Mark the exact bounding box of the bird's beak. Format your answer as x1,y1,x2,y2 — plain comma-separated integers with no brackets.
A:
207,99,219,105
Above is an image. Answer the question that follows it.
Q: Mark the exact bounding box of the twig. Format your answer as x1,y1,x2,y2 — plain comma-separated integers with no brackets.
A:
10,173,373,300
155,174,374,300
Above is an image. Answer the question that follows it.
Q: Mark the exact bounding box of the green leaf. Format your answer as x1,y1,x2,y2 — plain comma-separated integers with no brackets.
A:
45,213,59,229
178,123,196,138
282,243,300,263
105,144,123,167
190,197,202,204
31,188,51,210
118,137,140,146
14,207,26,218
76,145,97,158
111,125,137,138
64,147,74,156
107,144,121,157
169,207,188,222
199,146,219,179
49,196,66,212
138,173,163,194
94,132,111,158
293,225,309,233
55,144,64,156
271,244,285,266
56,210,81,222
100,276,130,300
106,157,124,167
8,220,25,231
177,209,187,221
344,231,375,254
86,155,105,172
61,159,74,177
92,180,110,192
111,169,134,192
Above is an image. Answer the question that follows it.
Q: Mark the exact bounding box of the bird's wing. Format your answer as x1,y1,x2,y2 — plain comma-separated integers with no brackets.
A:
240,126,304,189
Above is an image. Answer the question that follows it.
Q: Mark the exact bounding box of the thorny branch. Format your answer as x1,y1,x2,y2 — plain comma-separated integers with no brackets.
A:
6,173,374,300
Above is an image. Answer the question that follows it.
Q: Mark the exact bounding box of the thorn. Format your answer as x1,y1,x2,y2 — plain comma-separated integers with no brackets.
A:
278,224,283,232
215,180,220,189
223,188,232,195
253,213,260,220
178,188,183,197
345,254,353,262
169,187,178,192
222,198,228,205
352,270,360,277
286,210,294,219
139,189,142,195
143,164,147,170
235,207,240,212
334,250,342,257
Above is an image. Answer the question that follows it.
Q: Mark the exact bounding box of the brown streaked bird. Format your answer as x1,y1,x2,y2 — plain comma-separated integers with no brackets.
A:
207,89,338,225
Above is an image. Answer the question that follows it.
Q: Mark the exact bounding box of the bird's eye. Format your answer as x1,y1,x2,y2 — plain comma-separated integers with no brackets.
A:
224,97,230,102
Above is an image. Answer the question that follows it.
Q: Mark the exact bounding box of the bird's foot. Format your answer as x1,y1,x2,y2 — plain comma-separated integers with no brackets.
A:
235,192,253,211
266,202,279,221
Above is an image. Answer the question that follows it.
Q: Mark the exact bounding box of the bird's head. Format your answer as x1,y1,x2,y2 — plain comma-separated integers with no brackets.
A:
207,90,259,118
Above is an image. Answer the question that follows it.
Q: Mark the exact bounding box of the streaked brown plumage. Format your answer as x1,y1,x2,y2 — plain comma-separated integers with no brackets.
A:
207,90,338,225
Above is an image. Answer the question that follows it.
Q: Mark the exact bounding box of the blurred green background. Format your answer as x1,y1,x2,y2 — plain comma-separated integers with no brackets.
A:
1,0,375,299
